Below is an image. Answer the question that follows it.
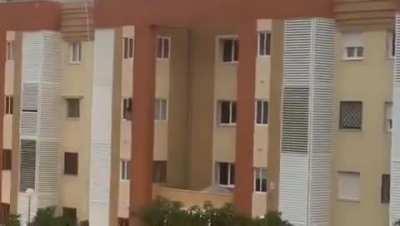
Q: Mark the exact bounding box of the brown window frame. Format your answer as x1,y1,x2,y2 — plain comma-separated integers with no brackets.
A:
64,152,78,176
2,149,11,170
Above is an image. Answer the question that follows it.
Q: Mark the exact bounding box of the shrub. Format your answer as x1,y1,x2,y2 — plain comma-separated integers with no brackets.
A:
140,197,292,226
5,214,20,226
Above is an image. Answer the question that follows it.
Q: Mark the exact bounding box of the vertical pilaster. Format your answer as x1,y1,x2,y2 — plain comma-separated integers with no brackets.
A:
0,29,5,205
234,20,257,215
267,20,284,213
130,25,157,226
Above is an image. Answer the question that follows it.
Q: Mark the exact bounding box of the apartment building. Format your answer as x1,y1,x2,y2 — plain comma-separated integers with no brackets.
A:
0,0,399,226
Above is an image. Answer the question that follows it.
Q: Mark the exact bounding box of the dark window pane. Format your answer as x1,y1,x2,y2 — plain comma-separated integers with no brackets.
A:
3,149,11,170
219,163,228,185
230,164,235,185
163,38,170,58
223,40,233,62
255,178,261,191
153,161,167,183
157,38,163,58
67,99,80,118
261,178,267,192
256,101,263,124
129,38,134,58
259,33,266,56
231,102,237,123
123,98,132,120
234,40,239,61
263,101,268,124
220,102,231,124
265,33,271,55
382,174,390,203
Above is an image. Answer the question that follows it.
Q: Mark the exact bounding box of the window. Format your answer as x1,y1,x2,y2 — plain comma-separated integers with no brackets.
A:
385,102,393,132
123,37,134,59
342,33,364,60
64,152,78,176
218,101,236,125
66,98,80,118
2,149,11,170
222,38,239,63
389,31,395,58
256,100,268,125
337,171,360,201
118,218,129,226
5,96,13,115
153,161,167,183
382,174,390,203
157,36,170,59
20,140,36,191
340,101,362,130
258,32,271,56
70,41,82,64
123,98,132,120
120,160,131,181
254,168,267,192
155,99,167,121
217,162,235,187
0,203,10,225
62,207,77,224
6,41,14,61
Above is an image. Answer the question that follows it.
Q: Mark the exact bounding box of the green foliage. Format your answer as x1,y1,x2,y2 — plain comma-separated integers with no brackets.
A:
31,207,76,226
5,214,21,226
140,197,292,226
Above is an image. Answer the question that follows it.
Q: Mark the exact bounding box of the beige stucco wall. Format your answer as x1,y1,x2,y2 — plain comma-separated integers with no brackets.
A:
332,27,392,226
59,40,94,221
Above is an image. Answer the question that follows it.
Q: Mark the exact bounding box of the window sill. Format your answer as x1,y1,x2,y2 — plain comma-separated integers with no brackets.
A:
342,57,364,62
63,174,78,177
221,61,238,65
69,61,82,65
254,191,267,195
66,117,80,121
257,55,271,59
338,128,362,132
157,58,170,62
255,124,269,127
218,123,236,128
337,198,360,203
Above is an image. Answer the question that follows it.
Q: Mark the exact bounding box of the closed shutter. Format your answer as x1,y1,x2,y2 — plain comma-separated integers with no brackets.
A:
382,174,391,203
2,149,11,170
20,140,36,192
64,152,78,175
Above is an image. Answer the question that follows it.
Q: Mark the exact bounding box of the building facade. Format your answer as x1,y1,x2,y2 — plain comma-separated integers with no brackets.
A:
0,0,399,226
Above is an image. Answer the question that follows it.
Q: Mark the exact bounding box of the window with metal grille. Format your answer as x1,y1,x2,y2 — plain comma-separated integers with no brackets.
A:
0,203,10,225
2,149,11,170
153,161,167,183
70,41,82,64
64,152,78,176
118,218,129,226
254,168,267,192
63,207,77,225
381,174,390,203
222,38,239,63
218,101,236,125
120,160,131,181
6,41,14,61
155,98,167,121
157,36,170,59
385,102,393,132
123,37,134,59
5,96,13,115
340,101,362,130
256,100,268,125
123,98,132,120
217,162,235,187
66,98,80,118
258,32,271,56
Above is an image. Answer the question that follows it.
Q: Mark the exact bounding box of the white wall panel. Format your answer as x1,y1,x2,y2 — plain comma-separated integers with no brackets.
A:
279,18,335,226
89,29,115,226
